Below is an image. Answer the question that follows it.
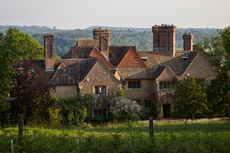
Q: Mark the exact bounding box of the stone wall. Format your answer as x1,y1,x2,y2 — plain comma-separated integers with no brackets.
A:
79,61,120,95
55,85,78,98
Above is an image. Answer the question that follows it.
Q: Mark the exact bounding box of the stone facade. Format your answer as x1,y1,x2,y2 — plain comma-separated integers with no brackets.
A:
79,60,120,95
35,25,216,118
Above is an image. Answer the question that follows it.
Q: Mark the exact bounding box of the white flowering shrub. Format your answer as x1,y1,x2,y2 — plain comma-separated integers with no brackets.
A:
110,97,142,121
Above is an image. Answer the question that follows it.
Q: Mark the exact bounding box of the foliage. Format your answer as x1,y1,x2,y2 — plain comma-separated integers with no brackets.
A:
4,28,43,61
27,26,218,57
207,66,230,118
110,97,142,121
196,36,225,69
11,60,56,124
194,26,230,71
0,50,13,112
48,108,62,127
58,94,93,126
0,28,44,112
0,119,229,153
172,77,209,119
205,26,230,118
220,26,230,56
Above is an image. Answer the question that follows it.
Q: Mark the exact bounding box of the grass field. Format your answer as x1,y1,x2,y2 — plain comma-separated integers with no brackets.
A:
0,119,230,153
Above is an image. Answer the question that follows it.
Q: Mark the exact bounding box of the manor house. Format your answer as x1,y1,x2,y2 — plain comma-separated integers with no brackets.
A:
30,25,217,118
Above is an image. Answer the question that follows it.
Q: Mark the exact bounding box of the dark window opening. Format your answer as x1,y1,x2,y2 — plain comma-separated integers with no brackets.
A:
95,86,106,94
128,80,141,89
159,81,174,90
144,99,151,108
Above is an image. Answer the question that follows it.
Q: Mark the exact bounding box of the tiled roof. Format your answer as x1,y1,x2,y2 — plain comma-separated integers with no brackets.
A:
76,39,99,47
62,47,95,59
109,46,136,66
15,60,56,80
50,58,97,85
118,68,150,79
161,51,198,75
152,65,178,80
137,51,172,68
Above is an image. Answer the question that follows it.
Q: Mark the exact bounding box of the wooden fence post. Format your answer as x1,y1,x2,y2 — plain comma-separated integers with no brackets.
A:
18,114,24,153
149,117,154,143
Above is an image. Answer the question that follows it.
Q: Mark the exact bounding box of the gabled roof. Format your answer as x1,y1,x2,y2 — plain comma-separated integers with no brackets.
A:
15,60,56,80
152,65,178,81
117,48,146,68
82,59,121,84
161,51,198,75
50,58,97,85
89,48,113,69
109,46,136,66
62,46,113,69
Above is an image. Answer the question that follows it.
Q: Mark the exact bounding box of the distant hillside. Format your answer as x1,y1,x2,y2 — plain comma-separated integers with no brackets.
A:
0,25,220,57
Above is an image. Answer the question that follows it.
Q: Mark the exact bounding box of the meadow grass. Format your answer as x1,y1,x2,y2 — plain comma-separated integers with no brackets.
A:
0,119,229,153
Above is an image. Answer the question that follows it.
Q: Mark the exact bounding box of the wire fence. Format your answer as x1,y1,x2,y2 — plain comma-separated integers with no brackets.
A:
0,115,230,153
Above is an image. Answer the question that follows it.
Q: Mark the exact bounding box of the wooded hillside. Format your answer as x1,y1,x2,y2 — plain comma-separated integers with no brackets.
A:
0,25,219,57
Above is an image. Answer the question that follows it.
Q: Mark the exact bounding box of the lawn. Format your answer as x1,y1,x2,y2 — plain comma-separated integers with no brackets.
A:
0,119,230,153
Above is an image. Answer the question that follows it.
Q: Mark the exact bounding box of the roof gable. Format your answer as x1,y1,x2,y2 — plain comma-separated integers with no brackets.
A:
89,48,113,69
50,58,97,85
153,65,178,81
161,51,198,75
182,52,216,80
109,46,136,66
117,48,146,68
81,58,120,84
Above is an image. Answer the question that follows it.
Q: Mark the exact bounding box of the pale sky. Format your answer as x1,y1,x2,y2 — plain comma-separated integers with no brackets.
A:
0,0,229,29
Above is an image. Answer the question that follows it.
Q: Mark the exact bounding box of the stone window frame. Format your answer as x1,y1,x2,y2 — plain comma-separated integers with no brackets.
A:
128,80,141,89
94,86,107,94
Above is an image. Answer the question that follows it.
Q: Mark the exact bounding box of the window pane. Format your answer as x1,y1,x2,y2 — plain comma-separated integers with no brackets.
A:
95,86,106,94
128,81,141,89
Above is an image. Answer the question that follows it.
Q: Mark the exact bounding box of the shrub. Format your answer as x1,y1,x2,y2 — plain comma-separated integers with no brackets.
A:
110,97,142,121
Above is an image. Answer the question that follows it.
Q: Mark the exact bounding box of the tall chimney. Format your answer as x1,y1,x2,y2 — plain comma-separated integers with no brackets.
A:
44,34,55,71
183,32,193,51
92,28,110,59
152,24,176,57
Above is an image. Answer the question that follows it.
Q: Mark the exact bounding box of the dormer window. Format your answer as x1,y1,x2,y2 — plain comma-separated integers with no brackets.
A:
141,56,148,61
181,56,188,61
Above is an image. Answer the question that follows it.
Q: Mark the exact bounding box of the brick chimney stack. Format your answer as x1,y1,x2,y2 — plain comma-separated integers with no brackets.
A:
44,34,55,71
93,28,110,59
152,24,176,57
183,32,193,51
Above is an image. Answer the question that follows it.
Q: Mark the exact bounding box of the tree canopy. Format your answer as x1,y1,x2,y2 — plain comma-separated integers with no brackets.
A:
172,77,209,119
0,28,44,112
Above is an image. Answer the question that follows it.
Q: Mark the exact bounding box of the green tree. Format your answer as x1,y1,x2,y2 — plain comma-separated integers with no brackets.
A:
220,26,230,57
0,28,43,112
207,69,230,117
207,26,230,117
4,28,43,61
172,77,209,119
